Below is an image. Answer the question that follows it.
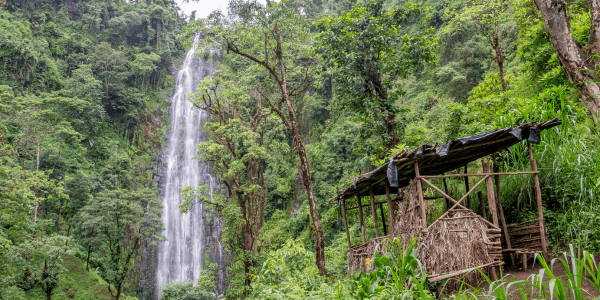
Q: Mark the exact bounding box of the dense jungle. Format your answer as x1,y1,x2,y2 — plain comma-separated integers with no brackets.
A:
1,0,600,299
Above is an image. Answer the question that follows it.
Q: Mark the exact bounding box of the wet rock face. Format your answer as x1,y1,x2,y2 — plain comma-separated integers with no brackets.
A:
155,39,225,298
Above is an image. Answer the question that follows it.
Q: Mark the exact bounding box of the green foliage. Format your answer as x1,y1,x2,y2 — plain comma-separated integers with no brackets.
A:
160,282,216,300
79,189,165,299
315,0,437,159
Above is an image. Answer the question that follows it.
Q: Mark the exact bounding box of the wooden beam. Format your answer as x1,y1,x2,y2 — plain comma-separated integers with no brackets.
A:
414,162,428,232
494,160,514,266
482,162,499,227
370,187,380,237
386,186,394,234
420,171,539,179
528,142,549,260
464,165,471,209
424,175,489,230
379,203,387,236
341,198,351,249
357,196,366,244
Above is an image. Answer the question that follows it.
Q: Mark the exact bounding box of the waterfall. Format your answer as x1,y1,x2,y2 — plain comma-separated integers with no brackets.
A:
156,39,224,298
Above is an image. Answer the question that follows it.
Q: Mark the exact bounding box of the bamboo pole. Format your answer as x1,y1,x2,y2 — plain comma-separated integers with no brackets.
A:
528,142,549,260
370,187,380,237
341,197,351,249
464,165,471,209
357,195,366,244
494,160,514,265
482,162,499,227
386,186,394,234
414,162,428,232
379,203,387,236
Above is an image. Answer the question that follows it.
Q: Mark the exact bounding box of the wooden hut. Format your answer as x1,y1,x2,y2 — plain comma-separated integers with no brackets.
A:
332,118,561,290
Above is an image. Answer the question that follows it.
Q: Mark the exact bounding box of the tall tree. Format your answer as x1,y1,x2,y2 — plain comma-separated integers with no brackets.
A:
182,72,287,296
533,0,600,122
187,0,328,276
315,0,437,158
79,188,164,300
444,0,512,92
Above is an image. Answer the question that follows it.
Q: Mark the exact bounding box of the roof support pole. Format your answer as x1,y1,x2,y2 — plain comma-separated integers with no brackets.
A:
478,191,486,219
341,197,351,249
379,203,387,236
357,195,366,244
370,187,380,237
386,186,394,234
464,165,471,209
528,142,549,260
482,161,499,227
494,159,514,265
414,162,428,232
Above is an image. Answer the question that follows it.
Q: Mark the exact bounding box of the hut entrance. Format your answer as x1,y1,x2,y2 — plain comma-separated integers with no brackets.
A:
333,119,560,288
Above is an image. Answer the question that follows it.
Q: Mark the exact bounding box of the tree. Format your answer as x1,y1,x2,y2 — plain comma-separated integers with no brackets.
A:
182,72,287,295
91,42,129,96
444,0,512,92
188,0,328,276
160,281,215,300
532,0,600,122
314,0,437,158
10,235,72,300
79,188,164,300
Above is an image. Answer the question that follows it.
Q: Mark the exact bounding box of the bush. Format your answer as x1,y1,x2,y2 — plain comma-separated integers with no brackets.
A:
160,282,215,300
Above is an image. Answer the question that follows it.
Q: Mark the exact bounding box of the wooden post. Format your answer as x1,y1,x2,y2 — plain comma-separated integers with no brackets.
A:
341,197,352,249
370,187,380,237
478,191,486,219
482,161,499,227
414,162,428,232
528,142,549,260
379,203,387,236
522,253,528,270
443,177,450,212
357,195,366,244
464,165,471,209
386,186,394,234
436,282,444,300
494,160,514,265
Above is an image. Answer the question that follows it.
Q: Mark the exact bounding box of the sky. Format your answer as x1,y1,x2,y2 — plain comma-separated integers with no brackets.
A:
176,0,267,19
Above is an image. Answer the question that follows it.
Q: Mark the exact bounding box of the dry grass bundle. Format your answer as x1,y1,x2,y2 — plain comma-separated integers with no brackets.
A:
348,179,500,289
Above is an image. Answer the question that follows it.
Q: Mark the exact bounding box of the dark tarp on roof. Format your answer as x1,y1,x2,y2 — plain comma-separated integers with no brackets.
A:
333,118,561,199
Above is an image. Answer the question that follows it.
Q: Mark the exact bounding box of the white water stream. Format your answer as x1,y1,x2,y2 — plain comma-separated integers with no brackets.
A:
156,39,224,297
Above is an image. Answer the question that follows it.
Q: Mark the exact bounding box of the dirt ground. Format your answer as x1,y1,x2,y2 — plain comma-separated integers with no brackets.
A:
471,259,600,299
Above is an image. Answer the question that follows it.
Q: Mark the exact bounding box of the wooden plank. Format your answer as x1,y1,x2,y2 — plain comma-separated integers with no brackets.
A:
507,219,539,228
357,195,366,244
414,162,428,232
341,198,352,249
482,162,499,227
528,142,549,260
370,187,380,237
428,261,504,283
386,186,394,234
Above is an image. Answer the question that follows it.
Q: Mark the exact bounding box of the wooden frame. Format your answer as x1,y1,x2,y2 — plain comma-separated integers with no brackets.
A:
338,150,549,262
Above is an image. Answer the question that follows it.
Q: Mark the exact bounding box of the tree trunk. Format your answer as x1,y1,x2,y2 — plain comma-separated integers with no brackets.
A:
274,28,328,277
534,0,600,122
491,17,507,92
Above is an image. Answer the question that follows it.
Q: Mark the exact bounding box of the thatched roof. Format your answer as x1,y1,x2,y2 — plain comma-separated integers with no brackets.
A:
334,118,562,199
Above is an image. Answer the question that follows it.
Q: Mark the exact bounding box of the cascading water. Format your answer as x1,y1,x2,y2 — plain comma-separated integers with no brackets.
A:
156,38,224,298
